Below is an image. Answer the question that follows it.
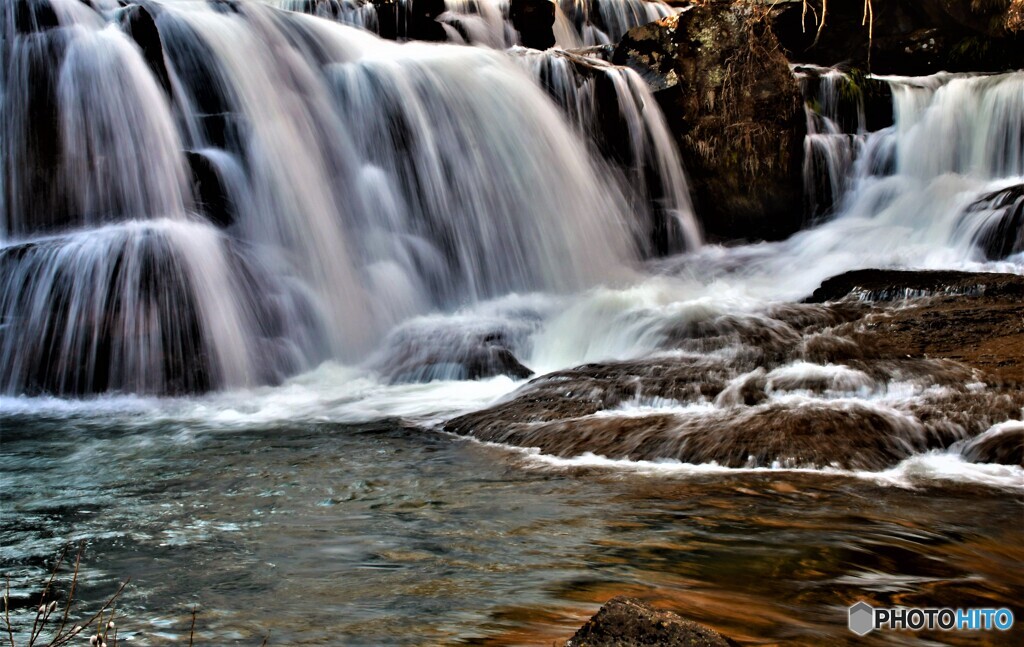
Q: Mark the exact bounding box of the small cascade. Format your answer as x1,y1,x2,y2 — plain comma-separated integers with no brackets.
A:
555,0,676,47
832,71,1024,263
273,0,380,31
791,69,1023,266
795,65,871,220
268,0,679,49
513,47,700,255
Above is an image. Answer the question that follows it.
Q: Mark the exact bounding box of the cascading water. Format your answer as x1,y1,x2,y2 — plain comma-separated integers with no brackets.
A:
555,0,675,46
1,0,654,396
266,0,679,48
796,65,869,219
512,47,699,255
529,69,1024,382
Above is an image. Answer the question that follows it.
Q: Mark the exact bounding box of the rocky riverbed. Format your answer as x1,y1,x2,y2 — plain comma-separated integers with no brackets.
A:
446,269,1024,469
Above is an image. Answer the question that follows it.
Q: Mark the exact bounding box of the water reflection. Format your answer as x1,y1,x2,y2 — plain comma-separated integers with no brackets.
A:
1,417,1022,645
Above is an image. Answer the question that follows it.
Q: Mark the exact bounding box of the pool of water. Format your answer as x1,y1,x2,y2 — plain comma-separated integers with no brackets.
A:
2,387,1022,646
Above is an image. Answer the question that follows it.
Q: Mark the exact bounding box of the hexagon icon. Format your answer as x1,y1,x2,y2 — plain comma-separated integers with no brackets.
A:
848,601,875,636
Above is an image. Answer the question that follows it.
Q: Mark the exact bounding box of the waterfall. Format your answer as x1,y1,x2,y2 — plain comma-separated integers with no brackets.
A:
265,0,679,48
556,0,675,47
513,47,700,255
1,0,648,395
794,69,1024,270
796,65,868,220
826,72,1024,263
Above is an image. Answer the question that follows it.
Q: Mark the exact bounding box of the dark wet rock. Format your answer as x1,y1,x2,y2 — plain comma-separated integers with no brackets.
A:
808,269,1024,385
11,0,60,34
451,397,949,470
373,327,534,384
965,183,1024,260
613,4,806,243
510,0,556,50
566,596,740,647
806,269,1024,303
186,151,237,229
3,18,70,236
768,0,1024,75
371,0,446,41
962,424,1024,466
155,14,241,149
118,3,173,96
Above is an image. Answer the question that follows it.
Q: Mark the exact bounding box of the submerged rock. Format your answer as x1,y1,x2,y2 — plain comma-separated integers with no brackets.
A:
566,596,740,647
614,3,806,242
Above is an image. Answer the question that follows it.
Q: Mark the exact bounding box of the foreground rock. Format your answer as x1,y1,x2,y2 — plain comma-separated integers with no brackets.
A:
807,269,1024,384
567,597,740,647
614,3,806,242
445,270,1024,468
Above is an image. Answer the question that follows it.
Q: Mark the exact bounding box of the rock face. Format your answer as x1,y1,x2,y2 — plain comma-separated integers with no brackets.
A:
769,0,1024,75
566,597,740,647
614,4,806,242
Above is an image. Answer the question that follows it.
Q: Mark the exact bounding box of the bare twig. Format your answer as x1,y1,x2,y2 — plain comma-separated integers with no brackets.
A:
46,542,83,645
48,578,128,647
4,577,15,647
188,605,197,647
29,546,69,645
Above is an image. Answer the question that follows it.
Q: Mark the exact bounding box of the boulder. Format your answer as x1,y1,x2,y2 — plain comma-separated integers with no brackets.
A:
372,326,534,384
962,423,1024,467
614,4,807,242
566,597,740,647
965,184,1024,260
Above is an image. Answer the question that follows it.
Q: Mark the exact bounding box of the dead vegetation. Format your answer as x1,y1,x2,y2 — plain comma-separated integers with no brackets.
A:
2,544,127,647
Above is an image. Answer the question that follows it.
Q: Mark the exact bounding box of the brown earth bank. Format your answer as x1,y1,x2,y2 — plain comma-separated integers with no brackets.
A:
444,270,1024,468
